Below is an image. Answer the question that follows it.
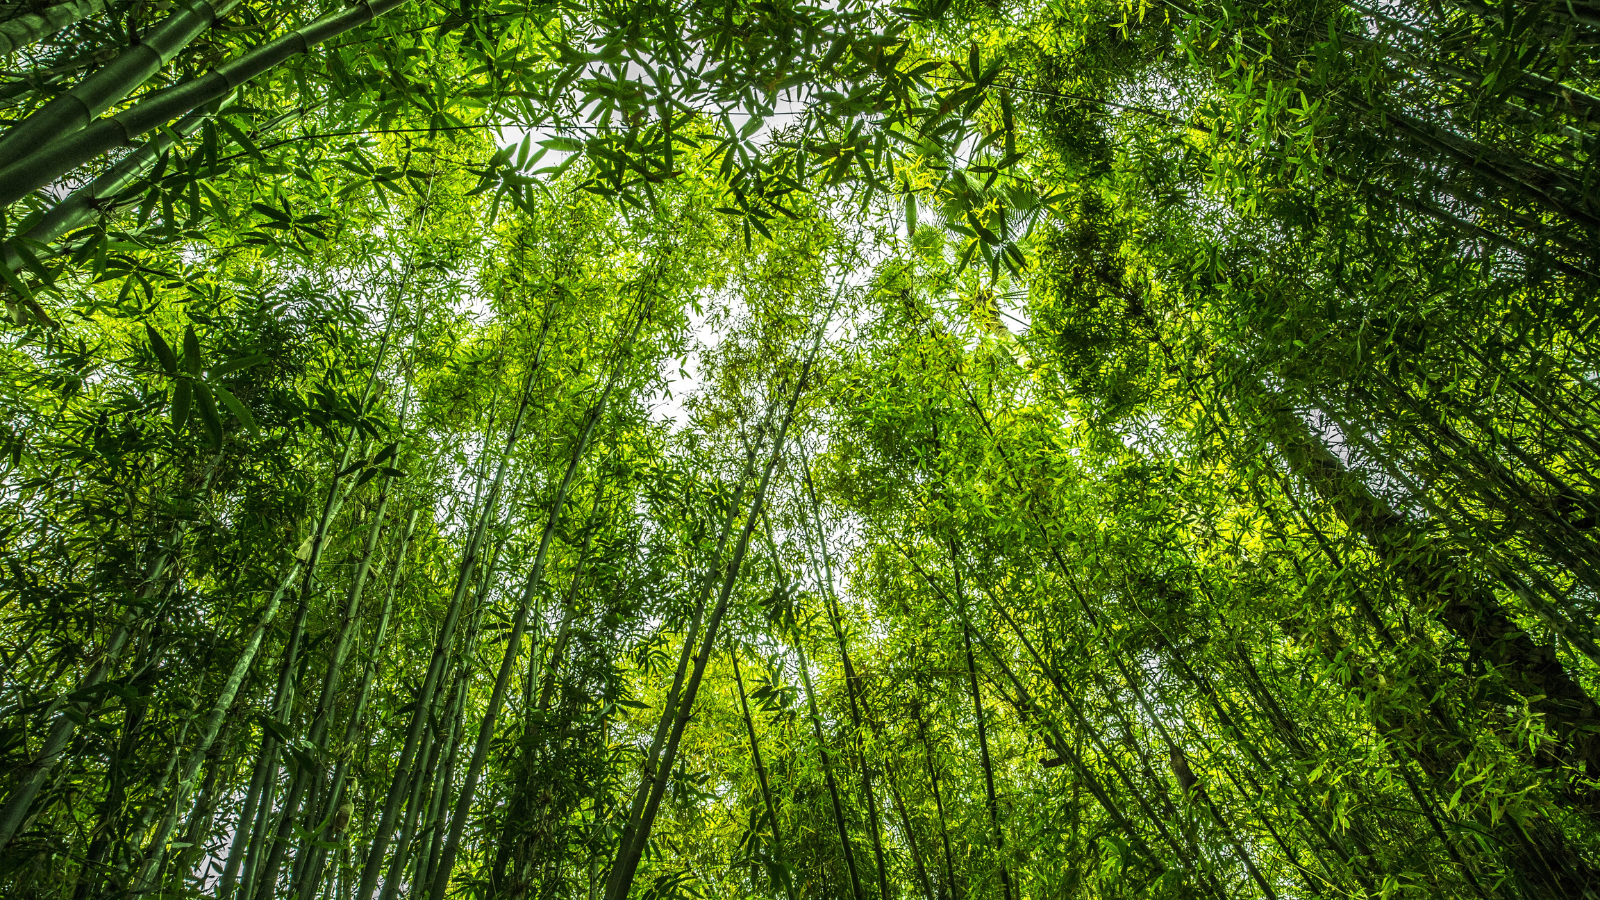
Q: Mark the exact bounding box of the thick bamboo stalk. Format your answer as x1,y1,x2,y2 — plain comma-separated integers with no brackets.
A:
0,0,240,171
0,0,108,56
1,91,241,278
0,0,410,206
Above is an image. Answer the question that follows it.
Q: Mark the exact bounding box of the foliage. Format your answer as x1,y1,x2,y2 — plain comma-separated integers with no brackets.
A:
3,1,1600,899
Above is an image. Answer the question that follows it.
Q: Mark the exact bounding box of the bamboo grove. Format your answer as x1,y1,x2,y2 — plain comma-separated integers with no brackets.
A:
3,0,1600,897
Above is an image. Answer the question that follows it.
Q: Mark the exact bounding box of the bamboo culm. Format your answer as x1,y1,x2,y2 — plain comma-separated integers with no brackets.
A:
605,305,830,900
427,313,638,900
131,556,306,888
355,342,543,900
0,0,411,206
0,0,109,56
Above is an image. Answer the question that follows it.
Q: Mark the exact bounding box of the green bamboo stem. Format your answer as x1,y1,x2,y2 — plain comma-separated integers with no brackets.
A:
0,0,410,206
603,306,829,900
251,478,398,898
0,0,109,56
907,702,959,900
1240,384,1600,776
797,446,889,900
588,386,789,900
217,722,274,899
356,349,541,900
0,0,240,171
884,760,935,900
730,647,792,900
131,556,305,888
957,617,1012,900
414,534,507,891
427,308,640,900
1,91,239,276
296,508,420,900
798,636,866,900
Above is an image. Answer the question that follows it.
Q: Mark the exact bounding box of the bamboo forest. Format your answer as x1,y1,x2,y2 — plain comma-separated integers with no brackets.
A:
11,0,1600,898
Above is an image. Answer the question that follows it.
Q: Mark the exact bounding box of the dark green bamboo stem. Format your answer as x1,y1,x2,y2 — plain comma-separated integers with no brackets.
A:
0,0,109,56
798,636,866,900
797,445,889,900
428,299,646,900
0,0,239,171
356,348,541,900
0,0,411,206
731,647,791,900
605,306,829,900
132,556,304,887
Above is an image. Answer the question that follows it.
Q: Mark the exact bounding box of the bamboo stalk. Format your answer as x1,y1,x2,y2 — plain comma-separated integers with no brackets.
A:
355,339,542,900
132,556,305,888
604,303,831,900
0,0,109,56
428,301,644,900
0,0,240,171
0,0,411,205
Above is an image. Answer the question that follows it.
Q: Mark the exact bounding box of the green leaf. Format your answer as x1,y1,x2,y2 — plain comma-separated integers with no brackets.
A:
212,383,257,434
211,353,268,377
217,117,263,161
172,379,192,429
148,325,178,375
182,325,202,376
195,382,223,447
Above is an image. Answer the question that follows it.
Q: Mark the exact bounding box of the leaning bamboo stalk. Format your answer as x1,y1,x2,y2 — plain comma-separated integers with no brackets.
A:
893,545,1166,875
1,90,245,274
356,342,542,900
242,302,405,891
911,703,959,900
131,556,305,888
428,307,641,900
295,508,420,900
0,0,109,56
587,384,788,900
0,0,411,206
0,0,240,170
217,725,274,899
796,446,888,900
884,760,935,900
250,476,399,897
957,616,1012,900
797,636,866,900
605,304,830,900
730,647,791,900
415,534,509,891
